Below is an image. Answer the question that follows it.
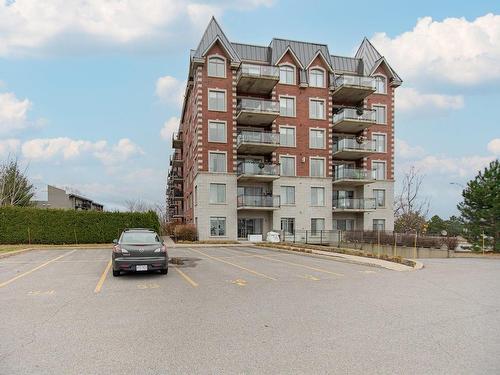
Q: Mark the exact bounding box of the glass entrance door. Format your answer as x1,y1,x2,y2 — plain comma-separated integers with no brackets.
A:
238,218,263,239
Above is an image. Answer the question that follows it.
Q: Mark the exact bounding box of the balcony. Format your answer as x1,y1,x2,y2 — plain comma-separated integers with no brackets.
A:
331,74,376,104
332,198,376,212
332,108,375,133
333,166,375,186
236,64,280,95
236,98,279,126
237,194,280,210
237,130,280,154
172,132,182,149
333,138,378,160
237,161,280,182
170,152,183,166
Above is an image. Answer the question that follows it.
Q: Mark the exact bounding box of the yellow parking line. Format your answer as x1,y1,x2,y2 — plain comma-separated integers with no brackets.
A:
252,254,344,277
94,260,112,293
0,250,77,288
174,267,198,288
187,248,277,281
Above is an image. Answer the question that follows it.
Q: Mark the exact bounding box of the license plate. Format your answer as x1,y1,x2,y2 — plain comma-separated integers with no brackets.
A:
136,265,148,271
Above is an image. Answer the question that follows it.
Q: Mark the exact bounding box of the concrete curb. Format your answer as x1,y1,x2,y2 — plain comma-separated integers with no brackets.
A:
255,244,418,272
172,243,249,248
0,246,109,259
0,248,35,259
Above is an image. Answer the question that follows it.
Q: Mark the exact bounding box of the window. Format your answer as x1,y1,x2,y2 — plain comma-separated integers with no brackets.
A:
210,217,226,236
309,99,325,119
374,76,386,94
373,105,386,124
208,57,225,78
209,183,226,204
333,219,354,231
309,129,325,149
209,152,226,173
373,219,386,231
279,65,295,84
280,156,295,176
311,218,325,233
280,126,296,147
311,187,325,206
372,161,386,180
373,189,386,208
281,218,295,235
281,186,295,205
279,96,295,117
310,158,325,177
309,68,325,87
208,90,226,111
373,134,386,152
194,186,198,206
208,121,226,143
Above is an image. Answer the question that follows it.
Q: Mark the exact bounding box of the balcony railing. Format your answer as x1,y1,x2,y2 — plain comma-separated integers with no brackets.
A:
237,161,280,177
237,64,280,81
334,74,376,89
333,108,376,124
333,138,377,152
237,194,280,208
237,131,280,147
334,167,375,181
332,198,376,210
237,98,279,114
172,132,182,148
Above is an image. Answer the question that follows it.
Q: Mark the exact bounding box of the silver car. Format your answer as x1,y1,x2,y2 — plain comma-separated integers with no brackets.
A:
112,228,168,277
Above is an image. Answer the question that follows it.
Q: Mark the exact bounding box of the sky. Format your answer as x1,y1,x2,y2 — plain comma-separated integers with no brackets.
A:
0,0,499,217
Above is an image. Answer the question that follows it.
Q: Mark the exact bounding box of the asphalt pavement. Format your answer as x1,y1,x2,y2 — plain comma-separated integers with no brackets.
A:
0,246,499,374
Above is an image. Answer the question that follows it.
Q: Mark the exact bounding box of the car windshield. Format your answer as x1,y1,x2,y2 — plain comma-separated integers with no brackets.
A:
120,232,159,244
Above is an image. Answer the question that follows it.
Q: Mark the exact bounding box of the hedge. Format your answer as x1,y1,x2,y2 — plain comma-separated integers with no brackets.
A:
0,207,160,244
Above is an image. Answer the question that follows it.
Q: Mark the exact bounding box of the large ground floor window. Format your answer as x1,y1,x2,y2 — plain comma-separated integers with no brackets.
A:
238,218,263,238
281,218,295,235
210,217,226,236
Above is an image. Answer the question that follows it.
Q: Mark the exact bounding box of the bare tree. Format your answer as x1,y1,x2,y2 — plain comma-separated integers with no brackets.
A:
124,198,151,212
0,157,35,207
394,167,430,233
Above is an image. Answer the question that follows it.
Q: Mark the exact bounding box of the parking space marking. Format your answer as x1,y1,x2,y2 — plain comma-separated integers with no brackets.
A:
230,279,247,287
186,248,277,281
28,290,55,296
94,260,112,294
174,267,199,288
299,275,321,281
137,283,160,289
0,250,77,289
249,254,344,277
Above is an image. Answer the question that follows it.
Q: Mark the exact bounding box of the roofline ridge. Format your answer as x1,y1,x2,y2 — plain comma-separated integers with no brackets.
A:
271,37,329,47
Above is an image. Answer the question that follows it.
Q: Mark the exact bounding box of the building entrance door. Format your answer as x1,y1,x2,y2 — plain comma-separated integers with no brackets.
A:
238,218,263,239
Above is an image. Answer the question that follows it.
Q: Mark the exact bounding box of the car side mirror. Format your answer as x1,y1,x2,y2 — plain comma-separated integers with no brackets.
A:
113,239,118,244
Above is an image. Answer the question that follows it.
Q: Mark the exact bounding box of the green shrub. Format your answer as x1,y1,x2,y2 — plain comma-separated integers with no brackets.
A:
173,224,197,242
0,207,159,244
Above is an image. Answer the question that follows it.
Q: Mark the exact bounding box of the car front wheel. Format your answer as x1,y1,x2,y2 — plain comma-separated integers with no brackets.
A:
160,268,168,275
112,270,120,277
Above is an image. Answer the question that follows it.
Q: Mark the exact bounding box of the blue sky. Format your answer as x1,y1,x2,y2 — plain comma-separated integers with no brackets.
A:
0,0,499,216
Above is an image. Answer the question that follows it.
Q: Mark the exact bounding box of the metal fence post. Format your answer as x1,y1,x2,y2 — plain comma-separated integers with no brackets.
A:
320,230,323,245
306,230,308,244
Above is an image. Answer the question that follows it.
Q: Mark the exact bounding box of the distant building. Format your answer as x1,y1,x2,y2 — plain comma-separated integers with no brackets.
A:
33,185,104,211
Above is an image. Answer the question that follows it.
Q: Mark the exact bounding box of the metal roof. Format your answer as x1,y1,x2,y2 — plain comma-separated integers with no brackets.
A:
189,18,401,84
355,38,402,83
331,55,363,75
269,38,333,70
231,42,270,63
192,17,240,62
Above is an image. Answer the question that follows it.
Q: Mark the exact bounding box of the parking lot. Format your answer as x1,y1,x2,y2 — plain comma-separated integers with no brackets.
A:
1,245,499,374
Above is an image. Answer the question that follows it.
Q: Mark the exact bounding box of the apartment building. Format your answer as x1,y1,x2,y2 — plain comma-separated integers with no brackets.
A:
166,17,401,240
34,185,104,211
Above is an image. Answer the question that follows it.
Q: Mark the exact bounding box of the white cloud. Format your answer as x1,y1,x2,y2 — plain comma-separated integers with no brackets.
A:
397,87,464,113
372,13,500,85
21,137,142,165
160,116,179,140
0,92,32,134
155,76,185,108
0,138,21,156
396,139,426,159
0,1,273,57
487,138,500,155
